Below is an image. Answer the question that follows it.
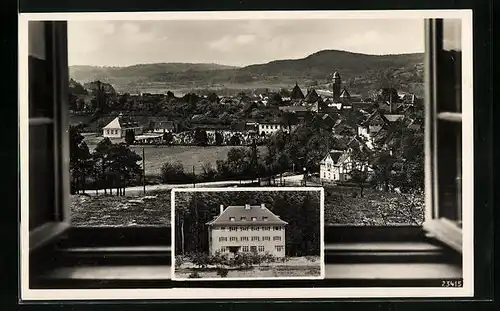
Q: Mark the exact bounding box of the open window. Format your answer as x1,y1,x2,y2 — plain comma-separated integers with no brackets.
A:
23,17,467,290
27,21,71,251
422,19,463,253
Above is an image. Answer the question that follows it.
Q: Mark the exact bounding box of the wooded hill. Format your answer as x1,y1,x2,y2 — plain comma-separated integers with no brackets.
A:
70,49,424,97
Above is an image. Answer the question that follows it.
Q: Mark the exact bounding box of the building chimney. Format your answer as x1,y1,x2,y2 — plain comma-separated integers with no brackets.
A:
245,204,251,210
261,203,266,209
220,204,224,215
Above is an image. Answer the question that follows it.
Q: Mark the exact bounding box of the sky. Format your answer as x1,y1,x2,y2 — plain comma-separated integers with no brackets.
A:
68,19,427,67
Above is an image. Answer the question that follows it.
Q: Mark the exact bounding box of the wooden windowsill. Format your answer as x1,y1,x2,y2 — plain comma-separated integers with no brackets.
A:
423,218,462,253
30,241,462,288
30,221,70,252
39,262,462,281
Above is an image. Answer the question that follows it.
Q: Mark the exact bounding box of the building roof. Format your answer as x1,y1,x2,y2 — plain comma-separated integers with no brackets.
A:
278,105,309,113
102,114,141,129
242,101,258,113
207,204,288,226
384,114,404,123
347,135,373,152
154,120,176,129
339,88,350,98
360,110,391,127
290,83,305,100
321,149,344,165
305,88,321,102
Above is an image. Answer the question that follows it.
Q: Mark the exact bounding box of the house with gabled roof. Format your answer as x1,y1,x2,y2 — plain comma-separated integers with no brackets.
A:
319,146,373,183
206,203,288,257
333,118,357,137
305,88,321,103
102,113,143,138
152,120,177,134
357,110,391,146
290,83,305,101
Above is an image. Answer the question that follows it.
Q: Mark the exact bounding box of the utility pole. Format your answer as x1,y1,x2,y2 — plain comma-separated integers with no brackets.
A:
193,165,196,188
142,147,146,195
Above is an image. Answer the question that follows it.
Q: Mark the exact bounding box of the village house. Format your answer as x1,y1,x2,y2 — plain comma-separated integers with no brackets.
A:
357,110,397,149
102,113,143,138
319,146,373,183
333,118,357,137
152,120,177,134
206,203,288,258
258,122,286,136
304,88,321,103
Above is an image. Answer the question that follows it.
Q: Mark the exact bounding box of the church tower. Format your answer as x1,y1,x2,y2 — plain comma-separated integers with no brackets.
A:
332,71,341,101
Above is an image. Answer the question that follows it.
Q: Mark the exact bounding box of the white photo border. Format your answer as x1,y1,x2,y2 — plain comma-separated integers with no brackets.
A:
171,187,326,281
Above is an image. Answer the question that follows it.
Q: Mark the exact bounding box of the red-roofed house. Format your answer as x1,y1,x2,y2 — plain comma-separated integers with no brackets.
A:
206,203,288,257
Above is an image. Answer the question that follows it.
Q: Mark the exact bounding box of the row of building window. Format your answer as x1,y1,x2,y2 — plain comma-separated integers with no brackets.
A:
220,226,282,231
218,236,282,242
219,245,284,253
261,125,280,130
105,129,119,135
229,216,269,222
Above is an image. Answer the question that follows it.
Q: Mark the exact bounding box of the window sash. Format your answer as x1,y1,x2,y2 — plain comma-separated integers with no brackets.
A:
423,18,463,252
29,21,70,251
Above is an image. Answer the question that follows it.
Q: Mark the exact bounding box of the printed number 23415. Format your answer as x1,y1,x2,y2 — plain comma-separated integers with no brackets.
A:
442,280,463,287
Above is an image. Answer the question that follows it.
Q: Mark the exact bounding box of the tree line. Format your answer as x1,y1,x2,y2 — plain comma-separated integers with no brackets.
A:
174,191,321,257
70,125,143,195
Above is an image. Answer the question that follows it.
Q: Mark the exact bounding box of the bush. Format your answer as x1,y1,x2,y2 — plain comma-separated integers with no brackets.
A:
201,163,218,181
160,161,189,183
175,255,185,268
216,268,229,278
305,256,317,263
188,272,201,278
189,252,211,269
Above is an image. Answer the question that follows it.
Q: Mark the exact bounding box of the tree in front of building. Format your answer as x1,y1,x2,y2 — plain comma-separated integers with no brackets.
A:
125,130,135,145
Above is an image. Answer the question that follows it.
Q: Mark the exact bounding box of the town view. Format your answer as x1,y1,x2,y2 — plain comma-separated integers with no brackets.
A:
68,20,425,228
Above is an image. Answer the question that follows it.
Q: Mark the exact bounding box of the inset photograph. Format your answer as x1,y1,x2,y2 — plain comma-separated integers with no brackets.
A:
171,188,324,281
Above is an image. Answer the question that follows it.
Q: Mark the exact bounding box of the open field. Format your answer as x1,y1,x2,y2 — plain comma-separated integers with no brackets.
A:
71,192,171,227
70,186,423,227
83,134,267,176
135,145,267,176
323,186,424,226
175,257,322,279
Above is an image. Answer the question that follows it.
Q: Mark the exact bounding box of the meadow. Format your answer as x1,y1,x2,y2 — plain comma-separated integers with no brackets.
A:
83,134,267,176
70,186,423,227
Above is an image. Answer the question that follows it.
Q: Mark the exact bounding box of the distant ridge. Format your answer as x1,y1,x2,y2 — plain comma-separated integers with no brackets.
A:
69,49,424,97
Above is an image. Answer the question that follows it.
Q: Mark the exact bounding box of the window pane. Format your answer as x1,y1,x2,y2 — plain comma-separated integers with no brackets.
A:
438,19,462,113
28,21,54,118
29,124,55,230
436,120,462,223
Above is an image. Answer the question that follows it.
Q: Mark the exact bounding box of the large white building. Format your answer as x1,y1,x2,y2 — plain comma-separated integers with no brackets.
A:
206,203,288,258
102,113,143,138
